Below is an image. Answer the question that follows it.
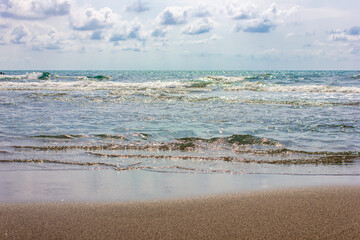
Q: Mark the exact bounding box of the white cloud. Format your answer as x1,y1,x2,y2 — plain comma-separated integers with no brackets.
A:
226,2,258,20
181,18,214,35
0,36,5,45
262,48,281,55
191,4,212,18
351,46,360,55
227,3,297,33
234,18,276,33
286,32,296,38
328,26,360,56
70,7,116,31
125,0,150,13
2,22,68,51
0,0,71,20
9,25,30,44
0,1,358,69
90,31,103,40
347,26,360,36
329,26,360,42
109,20,144,42
32,33,64,50
178,34,221,45
152,4,216,38
69,6,149,43
151,27,167,38
157,6,189,25
0,19,9,29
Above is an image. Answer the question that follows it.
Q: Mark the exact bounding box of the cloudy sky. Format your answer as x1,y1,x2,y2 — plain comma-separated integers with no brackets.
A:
0,0,359,70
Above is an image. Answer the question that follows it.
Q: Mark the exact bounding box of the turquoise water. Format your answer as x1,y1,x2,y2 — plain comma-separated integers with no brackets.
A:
0,70,359,181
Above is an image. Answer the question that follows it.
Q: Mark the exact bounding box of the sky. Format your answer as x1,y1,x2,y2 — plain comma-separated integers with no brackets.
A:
0,0,359,70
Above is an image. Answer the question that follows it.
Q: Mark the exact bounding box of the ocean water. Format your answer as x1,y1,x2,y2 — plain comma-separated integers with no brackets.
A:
0,70,360,200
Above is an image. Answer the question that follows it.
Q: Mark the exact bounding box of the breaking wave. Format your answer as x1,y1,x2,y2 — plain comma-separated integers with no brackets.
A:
1,148,359,175
87,75,112,80
10,134,360,166
0,80,188,91
1,73,359,95
32,134,127,140
0,72,45,81
351,74,360,79
3,131,359,176
225,83,360,93
0,72,112,81
26,134,280,149
204,75,246,82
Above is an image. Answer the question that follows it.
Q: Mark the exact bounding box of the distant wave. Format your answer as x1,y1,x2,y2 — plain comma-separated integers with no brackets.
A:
2,80,358,94
225,83,360,93
0,72,112,81
0,80,188,91
0,72,45,81
1,73,359,94
200,75,360,93
351,74,360,79
204,75,246,82
86,75,112,80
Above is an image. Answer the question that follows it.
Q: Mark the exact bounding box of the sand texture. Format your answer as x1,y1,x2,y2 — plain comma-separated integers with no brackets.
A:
1,186,359,239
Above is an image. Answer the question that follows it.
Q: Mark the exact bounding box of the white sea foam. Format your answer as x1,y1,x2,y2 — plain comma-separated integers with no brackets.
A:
1,73,359,95
225,82,360,94
0,80,190,91
0,72,44,81
204,75,246,82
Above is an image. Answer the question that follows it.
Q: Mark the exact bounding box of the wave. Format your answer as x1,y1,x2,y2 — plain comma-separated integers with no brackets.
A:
185,75,247,88
0,72,45,81
11,132,360,167
177,134,280,148
0,80,189,91
244,73,276,80
38,72,52,80
1,149,359,175
87,151,358,165
17,134,360,155
86,75,112,80
204,75,246,82
1,73,359,94
135,93,359,106
0,158,248,174
0,72,113,81
192,75,360,94
22,134,280,151
32,134,127,140
2,82,358,107
351,74,360,79
225,83,360,93
221,98,360,106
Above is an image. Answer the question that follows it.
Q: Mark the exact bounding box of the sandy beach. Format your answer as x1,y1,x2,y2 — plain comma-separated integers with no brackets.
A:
1,186,359,239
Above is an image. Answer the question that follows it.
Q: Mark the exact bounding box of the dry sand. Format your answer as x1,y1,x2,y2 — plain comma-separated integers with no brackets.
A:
1,186,359,240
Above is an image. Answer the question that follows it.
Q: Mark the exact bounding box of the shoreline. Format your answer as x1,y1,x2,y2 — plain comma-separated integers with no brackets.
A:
2,168,359,203
1,186,359,239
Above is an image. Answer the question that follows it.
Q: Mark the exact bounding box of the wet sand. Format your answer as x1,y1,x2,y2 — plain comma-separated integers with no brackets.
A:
1,186,359,239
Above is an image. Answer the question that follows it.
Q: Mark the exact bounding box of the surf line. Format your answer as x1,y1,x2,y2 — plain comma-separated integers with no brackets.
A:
87,152,358,165
0,158,244,174
1,159,360,176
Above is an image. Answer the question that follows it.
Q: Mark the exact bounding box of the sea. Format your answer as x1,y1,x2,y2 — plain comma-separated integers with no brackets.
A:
0,70,359,201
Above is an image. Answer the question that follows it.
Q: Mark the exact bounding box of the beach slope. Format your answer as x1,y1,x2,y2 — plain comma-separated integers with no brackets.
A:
1,186,359,239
